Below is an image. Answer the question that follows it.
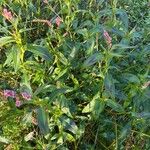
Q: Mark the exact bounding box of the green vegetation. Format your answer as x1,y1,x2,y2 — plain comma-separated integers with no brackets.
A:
0,0,150,149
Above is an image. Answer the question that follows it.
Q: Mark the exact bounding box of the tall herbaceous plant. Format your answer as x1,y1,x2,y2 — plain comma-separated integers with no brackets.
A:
0,0,150,149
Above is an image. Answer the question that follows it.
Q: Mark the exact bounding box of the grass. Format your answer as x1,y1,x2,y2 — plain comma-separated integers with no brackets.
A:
0,0,150,149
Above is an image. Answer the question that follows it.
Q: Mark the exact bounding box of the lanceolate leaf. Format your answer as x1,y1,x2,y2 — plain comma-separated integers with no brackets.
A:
106,99,124,112
4,45,21,71
83,52,103,67
111,28,125,37
4,50,13,66
37,107,49,135
104,74,115,98
27,45,52,61
48,87,74,102
33,84,56,97
122,73,140,83
12,45,20,72
59,115,78,135
56,51,68,65
0,36,15,47
131,112,150,119
54,68,68,81
120,123,131,139
82,99,96,113
82,92,105,117
116,9,129,30
111,44,136,50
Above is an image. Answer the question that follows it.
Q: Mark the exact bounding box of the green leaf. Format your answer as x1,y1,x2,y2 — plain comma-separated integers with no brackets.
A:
59,115,78,135
83,52,103,67
54,68,68,81
131,112,150,119
61,107,73,118
70,74,79,88
92,99,105,118
27,45,52,61
82,92,105,117
49,87,74,101
112,44,136,50
56,51,68,65
109,52,123,57
116,9,129,29
82,99,95,113
104,74,115,98
12,45,20,72
89,25,101,35
112,28,125,37
106,99,124,112
69,46,79,60
122,73,140,83
0,36,15,47
76,28,88,37
82,92,99,113
33,84,56,97
86,39,95,55
120,123,131,139
4,50,13,66
19,27,36,33
37,107,49,135
62,132,75,142
80,20,94,28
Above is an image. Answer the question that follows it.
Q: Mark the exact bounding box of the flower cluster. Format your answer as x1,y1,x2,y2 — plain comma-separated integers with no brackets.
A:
33,16,62,28
3,90,31,107
21,92,32,100
55,16,62,27
2,8,13,21
15,97,21,107
43,0,62,27
103,30,112,48
4,90,16,98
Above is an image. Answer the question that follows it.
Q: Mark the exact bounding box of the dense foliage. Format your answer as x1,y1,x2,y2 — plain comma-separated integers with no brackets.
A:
0,0,150,149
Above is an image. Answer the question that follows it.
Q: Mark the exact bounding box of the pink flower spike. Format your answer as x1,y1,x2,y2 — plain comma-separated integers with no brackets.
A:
15,98,21,107
103,30,112,48
4,90,16,98
2,8,13,21
21,92,31,100
55,16,62,27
